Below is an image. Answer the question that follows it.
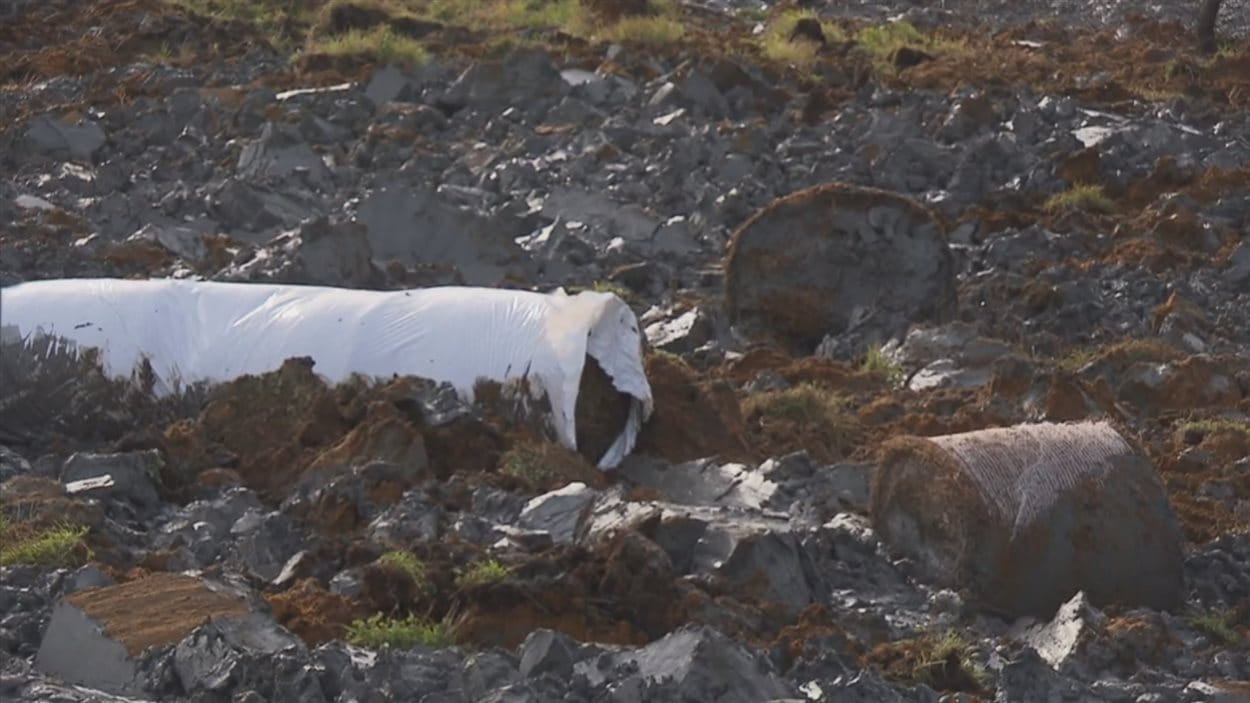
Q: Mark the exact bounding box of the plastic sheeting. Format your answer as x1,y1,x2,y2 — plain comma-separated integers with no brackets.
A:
0,278,654,468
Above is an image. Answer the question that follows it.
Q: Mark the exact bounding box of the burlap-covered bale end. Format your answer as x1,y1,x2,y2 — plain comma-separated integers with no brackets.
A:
871,421,1184,618
724,182,957,355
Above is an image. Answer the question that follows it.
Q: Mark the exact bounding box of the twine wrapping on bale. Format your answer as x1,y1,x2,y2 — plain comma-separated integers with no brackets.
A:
871,421,1184,618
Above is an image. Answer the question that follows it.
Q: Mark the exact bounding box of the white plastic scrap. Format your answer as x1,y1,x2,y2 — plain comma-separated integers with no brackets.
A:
0,279,654,468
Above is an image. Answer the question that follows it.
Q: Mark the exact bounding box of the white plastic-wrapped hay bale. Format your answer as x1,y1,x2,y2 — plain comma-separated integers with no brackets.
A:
871,421,1184,618
0,278,653,468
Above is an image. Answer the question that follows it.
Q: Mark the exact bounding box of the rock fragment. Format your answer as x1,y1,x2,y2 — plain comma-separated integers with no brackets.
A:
22,116,106,160
574,626,795,703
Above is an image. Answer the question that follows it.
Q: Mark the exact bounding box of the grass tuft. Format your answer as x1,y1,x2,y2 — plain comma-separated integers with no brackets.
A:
313,25,430,67
869,630,988,692
1188,609,1243,646
345,612,455,650
850,19,966,72
377,550,426,580
742,382,860,455
860,345,905,385
456,558,511,587
756,10,843,68
743,382,846,424
1042,183,1115,214
499,441,558,489
1176,417,1250,440
598,14,685,44
0,514,91,568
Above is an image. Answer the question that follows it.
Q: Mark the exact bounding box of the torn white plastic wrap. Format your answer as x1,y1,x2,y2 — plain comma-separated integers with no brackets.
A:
0,278,654,468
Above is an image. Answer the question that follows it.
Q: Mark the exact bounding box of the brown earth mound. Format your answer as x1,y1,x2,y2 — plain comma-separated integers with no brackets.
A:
633,354,752,463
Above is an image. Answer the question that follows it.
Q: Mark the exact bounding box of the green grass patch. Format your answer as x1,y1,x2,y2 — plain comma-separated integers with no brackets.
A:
345,613,455,650
742,382,847,424
1189,609,1243,646
456,558,510,587
597,14,685,44
0,515,91,568
757,9,844,68
741,382,859,447
649,348,692,370
377,550,426,581
853,19,964,66
1042,183,1115,214
870,630,988,692
313,25,430,67
1176,417,1250,440
1056,338,1181,373
499,442,558,489
860,345,904,385
171,0,304,41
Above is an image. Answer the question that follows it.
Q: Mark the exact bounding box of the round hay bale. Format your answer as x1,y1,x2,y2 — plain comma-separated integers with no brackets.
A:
724,182,957,354
871,421,1184,618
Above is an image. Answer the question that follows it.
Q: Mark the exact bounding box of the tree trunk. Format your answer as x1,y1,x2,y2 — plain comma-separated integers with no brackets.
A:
1198,0,1223,54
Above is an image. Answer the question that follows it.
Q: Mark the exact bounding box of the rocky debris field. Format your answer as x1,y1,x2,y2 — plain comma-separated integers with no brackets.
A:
3,0,1250,701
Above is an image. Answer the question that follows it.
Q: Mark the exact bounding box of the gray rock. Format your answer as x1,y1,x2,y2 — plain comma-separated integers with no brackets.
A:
367,488,442,543
516,482,596,545
461,650,521,700
541,187,660,251
282,460,425,536
882,322,1013,370
792,667,935,702
237,122,333,191
354,184,529,286
168,613,314,701
0,446,30,483
365,65,416,105
64,565,114,594
328,569,362,598
1015,591,1106,675
995,647,1099,703
207,179,321,237
60,450,163,517
440,49,567,115
517,629,579,679
575,626,794,703
907,358,995,392
318,644,467,701
123,222,211,265
644,308,713,354
617,456,777,510
588,498,826,614
230,509,306,583
234,215,383,287
23,117,106,160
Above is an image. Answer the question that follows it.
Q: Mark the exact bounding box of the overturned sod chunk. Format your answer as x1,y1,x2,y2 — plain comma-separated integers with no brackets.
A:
871,421,1184,618
724,182,957,354
35,573,252,696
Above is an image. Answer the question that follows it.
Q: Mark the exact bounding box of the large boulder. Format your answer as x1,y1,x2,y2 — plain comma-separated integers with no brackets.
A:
870,421,1185,618
724,182,956,354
